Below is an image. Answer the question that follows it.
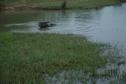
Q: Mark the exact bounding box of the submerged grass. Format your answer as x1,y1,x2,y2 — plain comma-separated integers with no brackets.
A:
0,32,107,83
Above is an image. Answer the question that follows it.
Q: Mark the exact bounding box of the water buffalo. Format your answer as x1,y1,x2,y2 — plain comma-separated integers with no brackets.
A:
38,22,56,28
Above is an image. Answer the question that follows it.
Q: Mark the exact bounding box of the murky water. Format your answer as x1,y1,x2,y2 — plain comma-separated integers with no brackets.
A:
0,4,126,48
0,3,126,84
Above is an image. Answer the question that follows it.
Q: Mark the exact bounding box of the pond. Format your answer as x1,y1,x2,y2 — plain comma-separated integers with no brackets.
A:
0,3,126,84
0,4,126,49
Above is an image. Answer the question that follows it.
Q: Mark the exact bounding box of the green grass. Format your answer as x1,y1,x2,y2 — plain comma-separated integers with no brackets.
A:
0,0,120,9
0,32,107,83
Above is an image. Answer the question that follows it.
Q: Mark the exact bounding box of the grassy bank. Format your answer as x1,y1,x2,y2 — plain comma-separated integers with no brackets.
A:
0,0,121,10
0,33,107,83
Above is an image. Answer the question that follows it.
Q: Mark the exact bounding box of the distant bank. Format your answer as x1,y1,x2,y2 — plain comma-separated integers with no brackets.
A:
0,0,125,11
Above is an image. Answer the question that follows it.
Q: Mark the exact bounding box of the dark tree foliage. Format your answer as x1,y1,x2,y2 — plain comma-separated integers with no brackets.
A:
0,0,20,3
119,0,126,2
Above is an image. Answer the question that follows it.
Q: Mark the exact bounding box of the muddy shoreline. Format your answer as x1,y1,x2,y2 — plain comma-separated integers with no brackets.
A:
0,3,124,11
0,6,66,11
0,3,73,11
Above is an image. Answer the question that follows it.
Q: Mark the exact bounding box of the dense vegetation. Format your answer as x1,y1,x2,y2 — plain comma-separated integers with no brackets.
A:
0,33,107,84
